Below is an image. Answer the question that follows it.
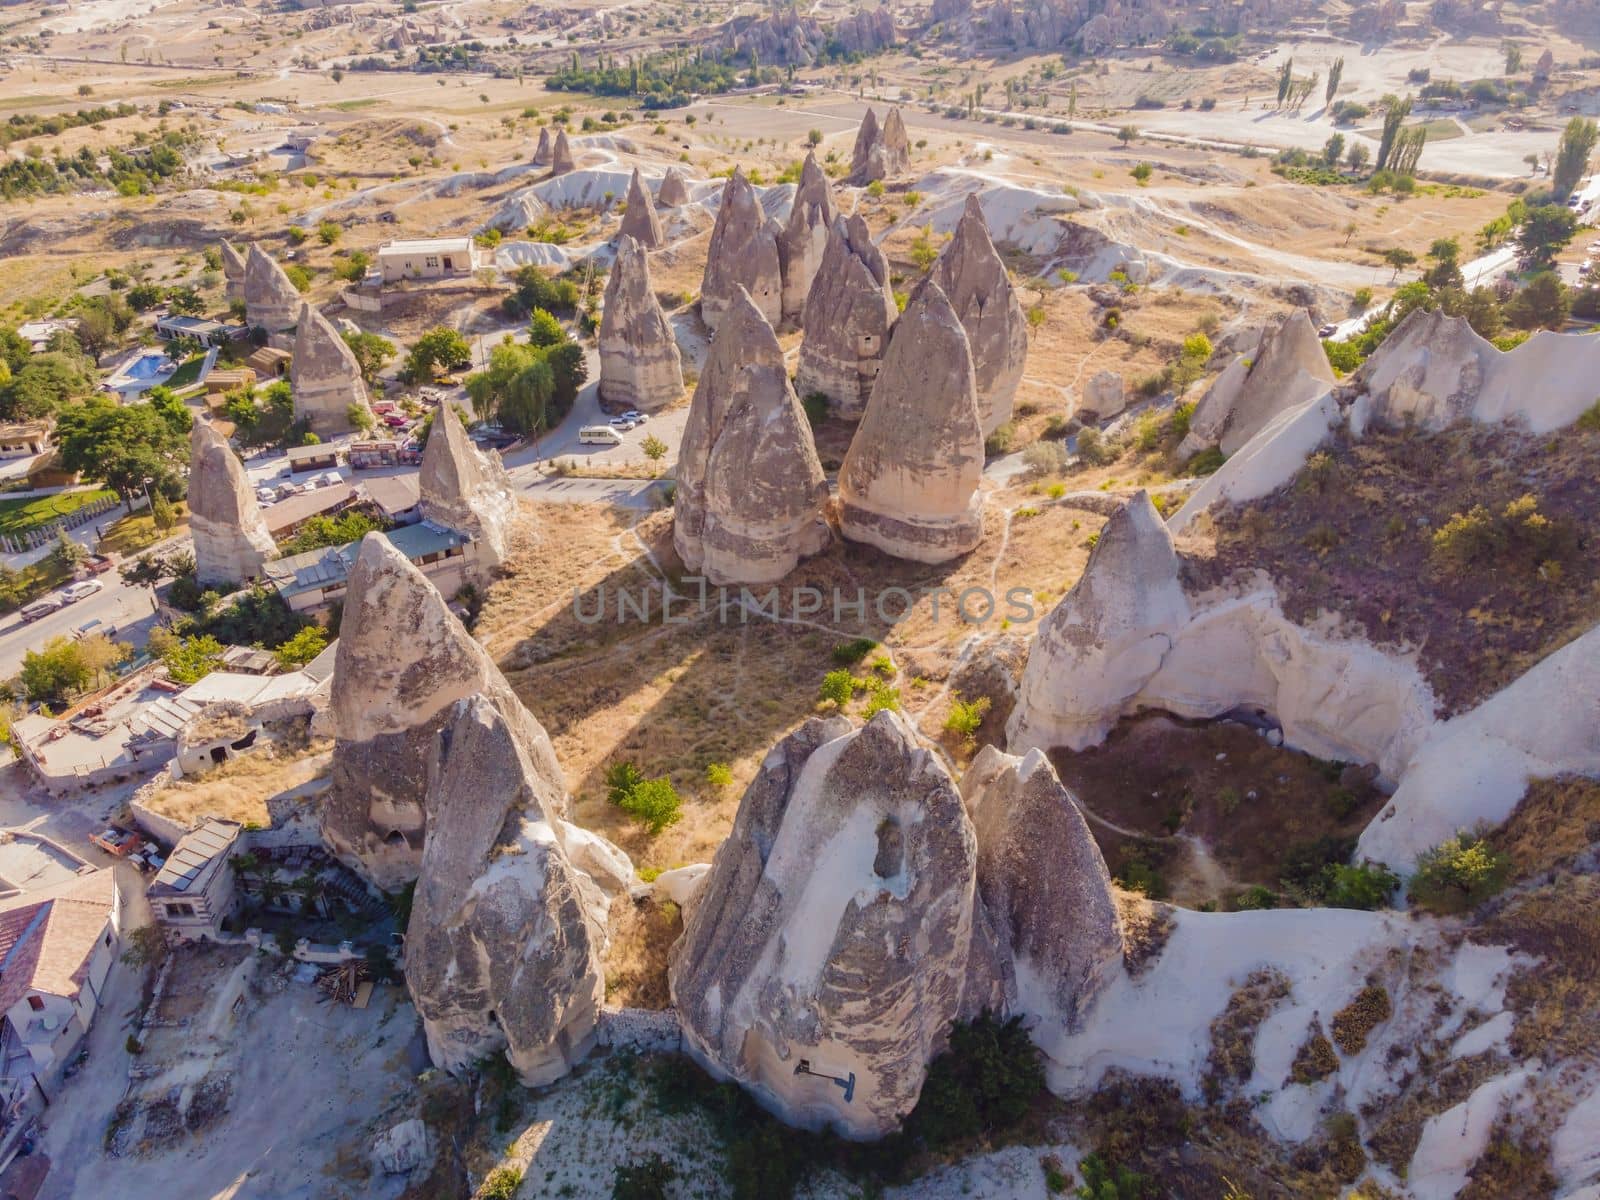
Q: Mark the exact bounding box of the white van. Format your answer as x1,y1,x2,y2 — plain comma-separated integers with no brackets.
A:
579,425,624,446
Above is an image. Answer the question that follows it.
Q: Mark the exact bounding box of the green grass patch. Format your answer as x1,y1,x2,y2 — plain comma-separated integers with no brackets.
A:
164,356,207,389
327,98,384,112
1356,118,1463,143
98,504,186,557
0,489,118,539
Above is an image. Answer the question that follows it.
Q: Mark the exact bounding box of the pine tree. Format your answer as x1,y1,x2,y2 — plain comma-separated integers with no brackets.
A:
150,488,175,534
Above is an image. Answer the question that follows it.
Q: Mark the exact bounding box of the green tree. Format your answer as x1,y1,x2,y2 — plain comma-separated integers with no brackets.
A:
1422,237,1463,290
1552,116,1599,199
1375,94,1413,171
20,637,94,705
1409,830,1510,913
403,327,472,382
160,633,226,684
1380,246,1417,279
1326,56,1344,105
149,487,177,534
316,220,342,245
1277,57,1293,105
807,128,823,146
641,433,667,460
55,396,190,509
340,330,396,386
51,527,87,569
0,353,94,420
1116,125,1137,146
1504,41,1523,75
1516,203,1580,270
273,624,328,668
1346,141,1370,173
527,307,566,347
1322,132,1345,167
1504,270,1571,330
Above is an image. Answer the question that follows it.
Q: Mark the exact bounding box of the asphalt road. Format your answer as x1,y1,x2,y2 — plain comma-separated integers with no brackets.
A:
0,576,162,679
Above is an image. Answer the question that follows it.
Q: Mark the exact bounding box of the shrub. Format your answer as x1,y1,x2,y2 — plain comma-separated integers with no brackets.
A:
1320,862,1399,910
1076,427,1115,466
481,1167,523,1200
618,777,682,834
1234,884,1278,910
641,434,668,461
819,669,856,707
605,761,645,806
1578,399,1600,431
1023,441,1069,476
985,422,1017,455
1330,985,1392,1055
125,1034,144,1056
704,762,733,788
1186,446,1226,476
831,637,878,665
862,680,900,716
1288,1024,1339,1084
944,693,991,741
908,1012,1044,1150
1408,829,1510,913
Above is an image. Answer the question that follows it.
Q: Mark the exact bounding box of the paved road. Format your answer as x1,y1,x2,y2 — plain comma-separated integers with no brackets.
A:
522,476,668,508
0,576,161,678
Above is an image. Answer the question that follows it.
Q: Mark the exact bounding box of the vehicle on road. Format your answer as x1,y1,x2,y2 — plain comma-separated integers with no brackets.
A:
62,580,105,604
20,597,64,622
620,410,647,424
91,826,144,858
80,554,116,576
256,486,278,504
579,425,625,446
1317,323,1337,338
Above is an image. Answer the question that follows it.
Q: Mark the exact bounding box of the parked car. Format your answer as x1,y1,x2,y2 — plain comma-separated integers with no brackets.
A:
620,410,647,424
608,416,637,431
61,579,104,604
1317,323,1338,338
256,486,278,504
80,554,116,576
19,597,63,622
383,414,410,429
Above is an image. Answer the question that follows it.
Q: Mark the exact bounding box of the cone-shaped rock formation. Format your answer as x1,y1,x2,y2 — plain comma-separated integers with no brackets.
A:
699,168,783,332
849,106,909,185
599,234,683,412
220,240,246,302
674,286,828,584
289,302,374,437
549,128,575,176
616,167,663,249
657,166,691,208
838,279,983,562
321,536,562,888
796,214,898,420
933,194,1029,435
1179,309,1336,458
243,244,301,333
778,151,837,322
188,420,276,587
669,712,993,1139
418,396,519,572
405,694,618,1085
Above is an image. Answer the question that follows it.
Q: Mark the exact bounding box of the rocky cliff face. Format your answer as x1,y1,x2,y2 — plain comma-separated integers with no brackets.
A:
550,128,575,176
322,536,562,889
674,286,829,585
289,302,374,438
960,745,1124,1037
188,420,277,587
933,194,1029,436
599,234,684,412
849,107,910,185
1079,370,1125,421
1180,309,1335,459
778,152,838,323
796,214,898,420
417,399,519,572
838,279,984,563
719,5,894,65
616,167,663,249
700,169,783,333
405,693,618,1085
533,126,552,166
657,166,691,208
670,712,992,1139
243,243,301,333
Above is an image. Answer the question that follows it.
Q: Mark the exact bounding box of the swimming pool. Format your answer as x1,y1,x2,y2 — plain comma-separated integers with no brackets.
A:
123,354,173,381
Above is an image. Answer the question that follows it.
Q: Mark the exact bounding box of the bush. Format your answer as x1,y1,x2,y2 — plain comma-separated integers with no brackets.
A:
617,777,682,834
1023,441,1069,476
1320,862,1399,910
1408,829,1510,913
1074,1153,1146,1199
943,693,991,741
1330,985,1391,1055
605,760,645,806
862,680,900,716
1186,446,1225,476
1076,427,1115,466
819,669,856,707
481,1167,523,1200
704,761,733,788
801,391,829,425
831,637,878,665
1579,399,1600,432
908,1012,1045,1150
985,421,1017,455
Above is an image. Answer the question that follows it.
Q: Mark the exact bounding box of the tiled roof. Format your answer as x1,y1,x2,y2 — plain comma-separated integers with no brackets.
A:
0,870,116,1014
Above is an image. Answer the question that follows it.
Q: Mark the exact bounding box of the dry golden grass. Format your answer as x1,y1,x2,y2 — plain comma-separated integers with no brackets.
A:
143,745,330,830
604,894,682,1010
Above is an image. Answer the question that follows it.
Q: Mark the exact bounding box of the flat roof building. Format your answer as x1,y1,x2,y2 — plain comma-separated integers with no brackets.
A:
376,237,478,284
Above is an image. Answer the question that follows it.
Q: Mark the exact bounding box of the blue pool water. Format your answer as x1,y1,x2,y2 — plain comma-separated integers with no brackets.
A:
124,354,171,381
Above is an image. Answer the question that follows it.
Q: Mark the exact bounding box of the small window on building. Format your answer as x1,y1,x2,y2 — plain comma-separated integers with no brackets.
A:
166,902,197,919
27,995,44,1012
425,256,440,269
